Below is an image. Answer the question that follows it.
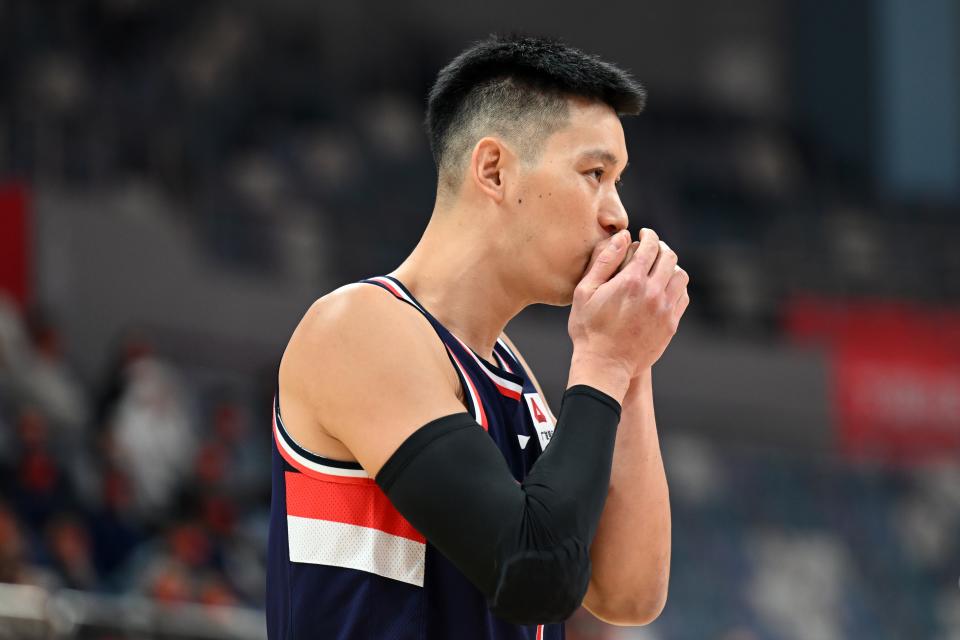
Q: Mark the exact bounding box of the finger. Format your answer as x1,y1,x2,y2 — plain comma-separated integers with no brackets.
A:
648,240,674,276
583,230,626,277
664,264,689,303
616,241,641,274
649,241,679,291
621,228,660,276
578,230,630,293
672,289,690,325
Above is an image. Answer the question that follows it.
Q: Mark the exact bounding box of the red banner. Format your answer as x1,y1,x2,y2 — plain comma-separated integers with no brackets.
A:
0,182,30,309
786,297,960,463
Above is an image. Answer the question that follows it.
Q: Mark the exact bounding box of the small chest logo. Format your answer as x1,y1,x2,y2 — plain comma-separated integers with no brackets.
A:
523,393,555,451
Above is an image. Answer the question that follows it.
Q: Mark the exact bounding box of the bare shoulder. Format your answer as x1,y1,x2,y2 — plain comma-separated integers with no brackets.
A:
278,283,464,475
501,331,556,421
286,283,436,368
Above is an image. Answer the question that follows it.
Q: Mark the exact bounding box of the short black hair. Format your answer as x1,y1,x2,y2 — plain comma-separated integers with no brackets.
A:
425,35,646,191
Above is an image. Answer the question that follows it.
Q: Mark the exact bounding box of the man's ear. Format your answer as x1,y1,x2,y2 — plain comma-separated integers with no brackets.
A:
469,137,510,204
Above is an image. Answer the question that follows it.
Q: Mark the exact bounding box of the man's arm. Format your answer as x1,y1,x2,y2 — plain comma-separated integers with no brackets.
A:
279,283,468,475
576,231,687,625
503,335,671,626
581,368,670,625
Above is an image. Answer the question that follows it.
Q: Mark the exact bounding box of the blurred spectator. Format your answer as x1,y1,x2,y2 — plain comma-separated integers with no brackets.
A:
0,295,31,387
94,328,154,431
10,406,72,529
109,357,197,519
45,514,98,590
144,558,193,605
167,521,216,571
0,298,89,435
127,518,239,606
22,309,90,434
202,399,265,497
88,459,144,581
197,573,238,607
0,503,56,589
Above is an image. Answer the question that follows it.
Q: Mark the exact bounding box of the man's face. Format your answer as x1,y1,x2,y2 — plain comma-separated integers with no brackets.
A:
510,98,630,305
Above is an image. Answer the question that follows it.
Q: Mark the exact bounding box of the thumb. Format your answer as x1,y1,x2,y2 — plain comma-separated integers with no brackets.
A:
580,230,629,292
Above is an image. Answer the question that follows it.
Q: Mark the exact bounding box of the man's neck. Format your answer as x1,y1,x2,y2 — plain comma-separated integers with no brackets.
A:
390,207,531,362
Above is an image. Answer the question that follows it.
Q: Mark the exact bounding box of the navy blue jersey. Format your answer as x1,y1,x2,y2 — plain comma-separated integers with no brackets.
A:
267,275,564,640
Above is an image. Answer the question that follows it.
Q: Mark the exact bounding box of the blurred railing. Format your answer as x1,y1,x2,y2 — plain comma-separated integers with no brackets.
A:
0,583,265,640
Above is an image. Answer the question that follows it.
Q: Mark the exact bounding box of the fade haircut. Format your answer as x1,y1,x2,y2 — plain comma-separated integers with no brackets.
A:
426,35,647,195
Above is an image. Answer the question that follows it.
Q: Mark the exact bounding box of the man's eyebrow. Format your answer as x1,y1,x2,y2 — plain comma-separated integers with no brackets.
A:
578,149,629,170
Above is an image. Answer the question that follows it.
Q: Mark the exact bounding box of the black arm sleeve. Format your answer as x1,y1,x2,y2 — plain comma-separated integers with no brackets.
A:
375,384,621,625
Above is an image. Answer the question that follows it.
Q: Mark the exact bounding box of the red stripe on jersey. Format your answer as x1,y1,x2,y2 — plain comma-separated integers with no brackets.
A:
494,383,522,401
285,471,426,543
373,277,405,301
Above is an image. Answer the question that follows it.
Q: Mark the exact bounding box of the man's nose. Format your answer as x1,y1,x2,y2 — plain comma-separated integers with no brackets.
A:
598,193,629,235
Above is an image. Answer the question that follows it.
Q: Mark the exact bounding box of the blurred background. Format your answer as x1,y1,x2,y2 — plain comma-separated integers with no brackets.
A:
0,0,958,638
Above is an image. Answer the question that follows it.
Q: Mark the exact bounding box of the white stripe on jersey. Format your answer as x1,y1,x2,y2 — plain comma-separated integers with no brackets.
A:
493,348,513,373
287,516,425,587
368,276,425,312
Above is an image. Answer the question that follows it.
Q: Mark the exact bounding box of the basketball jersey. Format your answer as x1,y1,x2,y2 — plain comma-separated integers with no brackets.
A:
267,275,565,640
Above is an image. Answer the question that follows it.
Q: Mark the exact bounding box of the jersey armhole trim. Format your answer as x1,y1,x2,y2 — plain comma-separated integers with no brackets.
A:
274,392,369,478
359,278,489,430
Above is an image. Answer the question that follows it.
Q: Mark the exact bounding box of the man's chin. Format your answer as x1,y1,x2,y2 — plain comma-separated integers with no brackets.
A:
541,295,575,308
543,279,577,307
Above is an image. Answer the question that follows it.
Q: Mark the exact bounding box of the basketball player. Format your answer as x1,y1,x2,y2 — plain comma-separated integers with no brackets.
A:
268,35,687,639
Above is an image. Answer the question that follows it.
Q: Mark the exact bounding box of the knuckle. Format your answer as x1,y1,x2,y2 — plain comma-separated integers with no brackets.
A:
624,277,644,297
643,289,660,309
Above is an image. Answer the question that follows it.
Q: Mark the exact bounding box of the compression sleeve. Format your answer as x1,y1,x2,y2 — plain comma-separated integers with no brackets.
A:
375,384,621,624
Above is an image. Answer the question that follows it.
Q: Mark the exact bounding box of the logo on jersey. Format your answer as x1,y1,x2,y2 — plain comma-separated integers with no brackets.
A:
523,393,555,451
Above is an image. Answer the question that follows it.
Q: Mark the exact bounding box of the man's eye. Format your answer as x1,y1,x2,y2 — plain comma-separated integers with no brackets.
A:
589,168,604,181
614,177,623,189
